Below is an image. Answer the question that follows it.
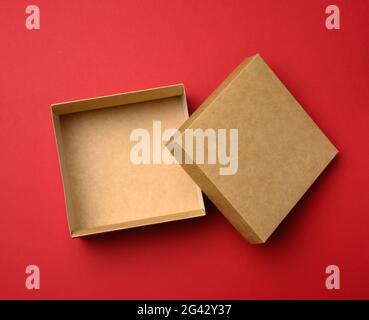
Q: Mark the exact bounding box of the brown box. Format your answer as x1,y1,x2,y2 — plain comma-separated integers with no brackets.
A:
52,84,205,238
168,54,338,244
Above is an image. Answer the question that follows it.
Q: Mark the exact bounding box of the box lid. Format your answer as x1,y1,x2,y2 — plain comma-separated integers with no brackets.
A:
167,54,338,243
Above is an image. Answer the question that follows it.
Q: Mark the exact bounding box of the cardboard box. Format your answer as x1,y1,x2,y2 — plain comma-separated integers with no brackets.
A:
52,84,205,238
168,54,338,244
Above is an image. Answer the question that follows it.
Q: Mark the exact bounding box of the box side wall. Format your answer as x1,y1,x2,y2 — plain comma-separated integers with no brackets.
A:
71,208,205,238
181,87,206,212
52,84,184,115
51,111,77,235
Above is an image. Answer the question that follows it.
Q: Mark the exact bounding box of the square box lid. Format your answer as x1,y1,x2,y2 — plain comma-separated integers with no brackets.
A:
169,54,338,243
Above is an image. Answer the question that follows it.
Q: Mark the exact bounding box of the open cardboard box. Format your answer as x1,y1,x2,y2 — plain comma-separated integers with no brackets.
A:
52,84,205,238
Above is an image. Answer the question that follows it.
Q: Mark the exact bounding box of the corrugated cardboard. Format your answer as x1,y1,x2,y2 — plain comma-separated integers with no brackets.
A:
52,84,205,238
169,54,338,244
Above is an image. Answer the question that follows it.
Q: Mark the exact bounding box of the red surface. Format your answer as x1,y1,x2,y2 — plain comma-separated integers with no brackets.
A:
0,0,368,300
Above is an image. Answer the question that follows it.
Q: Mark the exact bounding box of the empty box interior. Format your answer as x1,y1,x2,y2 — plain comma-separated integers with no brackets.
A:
52,85,204,237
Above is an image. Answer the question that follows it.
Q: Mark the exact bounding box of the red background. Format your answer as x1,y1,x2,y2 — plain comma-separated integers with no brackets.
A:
0,0,368,299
